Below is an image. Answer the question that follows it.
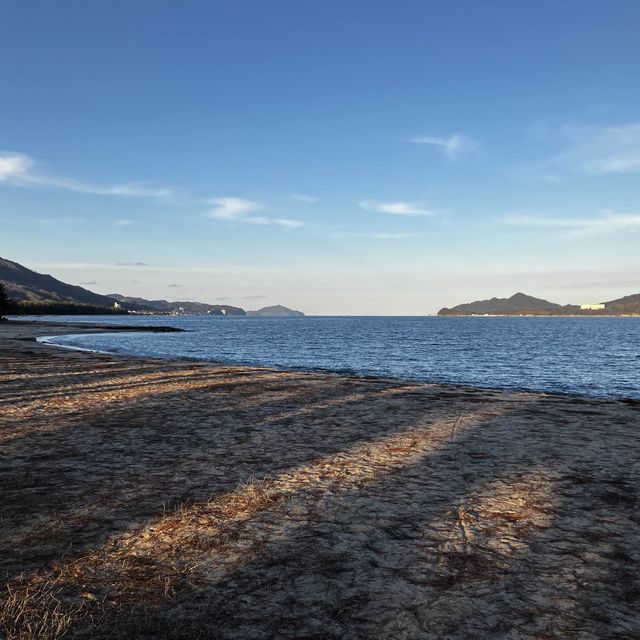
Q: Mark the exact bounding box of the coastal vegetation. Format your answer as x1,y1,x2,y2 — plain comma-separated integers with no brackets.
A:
9,300,129,316
0,283,12,320
0,256,119,309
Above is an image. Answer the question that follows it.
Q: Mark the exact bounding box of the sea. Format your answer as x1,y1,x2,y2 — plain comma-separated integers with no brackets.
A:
20,315,640,400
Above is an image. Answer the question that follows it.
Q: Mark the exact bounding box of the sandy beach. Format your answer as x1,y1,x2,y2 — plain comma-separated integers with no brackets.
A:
1,320,639,639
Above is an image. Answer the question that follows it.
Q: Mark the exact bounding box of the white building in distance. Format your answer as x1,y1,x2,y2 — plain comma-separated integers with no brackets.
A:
580,303,605,310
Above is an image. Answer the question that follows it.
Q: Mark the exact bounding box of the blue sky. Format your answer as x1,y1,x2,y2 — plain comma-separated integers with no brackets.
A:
1,1,639,314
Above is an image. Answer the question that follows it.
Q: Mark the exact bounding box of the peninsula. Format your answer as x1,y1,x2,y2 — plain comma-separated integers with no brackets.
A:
438,291,640,316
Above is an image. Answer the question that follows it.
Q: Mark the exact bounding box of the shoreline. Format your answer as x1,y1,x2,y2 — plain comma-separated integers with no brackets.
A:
23,319,640,404
2,319,640,638
4,317,184,334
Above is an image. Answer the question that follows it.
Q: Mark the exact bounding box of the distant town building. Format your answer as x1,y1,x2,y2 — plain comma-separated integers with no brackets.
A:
113,301,122,309
580,303,605,310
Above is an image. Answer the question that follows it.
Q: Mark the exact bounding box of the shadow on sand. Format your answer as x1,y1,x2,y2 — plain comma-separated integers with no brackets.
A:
1,347,639,639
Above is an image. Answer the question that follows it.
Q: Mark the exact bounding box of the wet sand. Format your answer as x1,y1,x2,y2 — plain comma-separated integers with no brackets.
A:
1,319,639,639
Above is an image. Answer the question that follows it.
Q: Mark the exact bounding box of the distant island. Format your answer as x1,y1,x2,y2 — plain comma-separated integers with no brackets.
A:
247,305,304,317
0,256,304,316
438,292,640,316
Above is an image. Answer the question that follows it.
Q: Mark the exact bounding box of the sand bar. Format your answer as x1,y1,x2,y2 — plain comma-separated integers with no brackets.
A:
1,320,639,639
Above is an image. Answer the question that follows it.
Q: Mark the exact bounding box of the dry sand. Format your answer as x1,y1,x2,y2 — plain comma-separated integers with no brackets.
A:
1,319,639,639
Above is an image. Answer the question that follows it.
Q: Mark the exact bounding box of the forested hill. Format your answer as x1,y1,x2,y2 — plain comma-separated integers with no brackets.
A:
438,291,640,316
0,256,118,307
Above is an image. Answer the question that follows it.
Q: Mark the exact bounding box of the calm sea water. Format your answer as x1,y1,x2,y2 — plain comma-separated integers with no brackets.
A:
23,315,640,399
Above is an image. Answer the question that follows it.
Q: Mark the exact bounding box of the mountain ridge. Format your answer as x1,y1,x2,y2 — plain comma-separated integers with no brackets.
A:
439,291,640,316
0,256,297,316
0,256,119,308
440,292,561,315
108,294,246,316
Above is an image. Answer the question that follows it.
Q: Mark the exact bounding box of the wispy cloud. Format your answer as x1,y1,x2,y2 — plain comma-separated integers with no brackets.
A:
517,122,640,181
556,123,640,175
335,231,427,240
410,133,478,159
0,151,175,199
245,216,303,229
33,262,285,275
0,152,32,180
208,197,303,229
2,152,304,232
208,197,261,220
370,232,422,239
359,200,435,216
79,280,97,285
503,209,640,236
167,283,182,288
244,294,268,300
290,193,318,203
30,178,175,198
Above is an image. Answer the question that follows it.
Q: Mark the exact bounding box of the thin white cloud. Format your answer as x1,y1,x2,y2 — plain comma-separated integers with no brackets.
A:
208,197,302,229
335,231,426,240
32,261,285,275
410,133,478,159
0,151,175,198
2,152,304,231
371,232,422,239
208,197,262,220
246,216,303,229
290,193,318,203
0,152,32,180
556,123,640,174
517,122,640,181
25,176,176,198
358,200,435,216
503,209,640,236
